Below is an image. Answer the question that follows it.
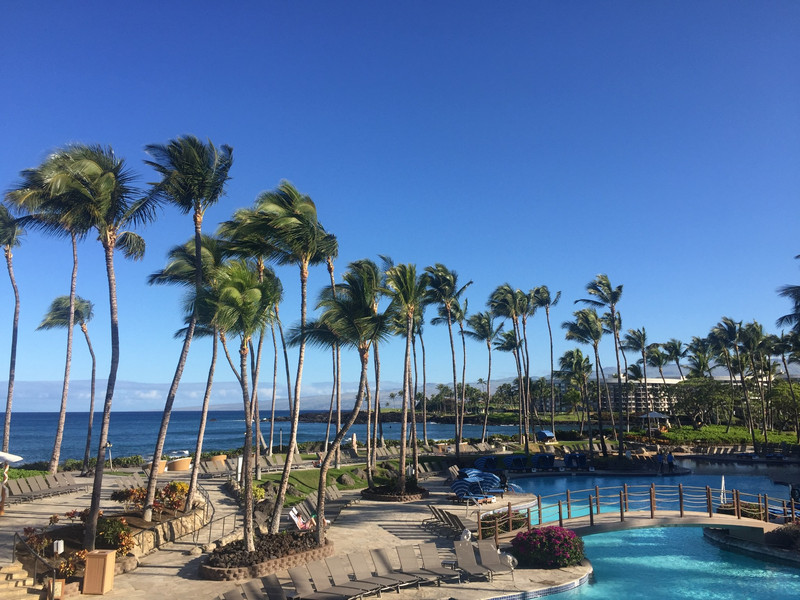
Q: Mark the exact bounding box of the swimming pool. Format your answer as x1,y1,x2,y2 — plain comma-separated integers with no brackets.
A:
552,527,800,600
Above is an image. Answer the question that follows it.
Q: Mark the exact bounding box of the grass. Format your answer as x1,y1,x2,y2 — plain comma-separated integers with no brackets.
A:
659,425,799,445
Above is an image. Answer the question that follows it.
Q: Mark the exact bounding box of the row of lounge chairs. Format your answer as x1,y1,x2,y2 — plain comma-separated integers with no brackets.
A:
217,540,511,600
285,486,361,531
114,472,147,489
4,473,89,503
422,505,476,537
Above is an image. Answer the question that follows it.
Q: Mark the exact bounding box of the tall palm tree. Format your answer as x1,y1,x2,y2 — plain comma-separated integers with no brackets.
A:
662,339,687,380
230,181,337,533
464,311,503,443
384,263,428,494
7,154,94,474
425,264,471,463
36,296,96,474
533,286,561,432
687,336,714,379
213,260,281,551
494,329,525,440
490,284,529,449
577,275,624,457
622,327,653,434
712,317,757,446
647,345,672,420
142,136,233,521
299,261,391,543
774,331,800,443
741,320,769,442
0,205,23,454
28,144,156,550
563,309,608,457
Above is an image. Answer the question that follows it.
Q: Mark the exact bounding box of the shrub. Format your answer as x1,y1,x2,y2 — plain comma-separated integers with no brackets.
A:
717,502,763,520
96,517,136,556
765,521,800,550
510,526,584,569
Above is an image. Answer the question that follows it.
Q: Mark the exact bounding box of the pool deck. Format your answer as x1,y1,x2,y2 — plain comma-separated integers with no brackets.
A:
1,471,593,600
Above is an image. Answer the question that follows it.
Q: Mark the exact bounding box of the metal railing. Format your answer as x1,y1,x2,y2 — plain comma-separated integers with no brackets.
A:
476,484,798,544
12,532,55,584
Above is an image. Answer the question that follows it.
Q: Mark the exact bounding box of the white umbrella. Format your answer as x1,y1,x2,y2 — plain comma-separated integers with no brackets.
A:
720,475,726,504
0,452,23,463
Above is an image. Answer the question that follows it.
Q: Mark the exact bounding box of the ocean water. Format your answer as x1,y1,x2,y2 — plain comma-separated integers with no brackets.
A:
0,411,518,465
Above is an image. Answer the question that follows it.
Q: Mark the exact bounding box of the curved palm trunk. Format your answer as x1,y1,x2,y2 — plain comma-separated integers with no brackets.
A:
84,242,120,550
80,323,97,475
251,335,265,479
365,383,374,486
269,262,308,533
732,345,758,448
609,308,624,459
373,344,383,449
185,330,218,512
326,257,342,467
641,350,653,434
315,346,370,544
521,315,534,439
458,322,468,440
444,310,461,463
398,315,413,494
324,345,336,453
144,215,203,521
3,246,20,453
780,353,800,444
592,344,608,457
545,306,556,434
268,323,278,455
49,232,78,474
410,334,420,477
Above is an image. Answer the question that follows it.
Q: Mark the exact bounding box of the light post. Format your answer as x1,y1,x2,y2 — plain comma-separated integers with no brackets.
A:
105,442,113,470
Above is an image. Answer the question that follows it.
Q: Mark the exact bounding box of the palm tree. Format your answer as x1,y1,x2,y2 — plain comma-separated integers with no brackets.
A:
687,337,714,379
36,296,97,474
7,154,93,474
299,261,390,543
230,181,337,533
147,234,229,512
740,320,769,442
384,263,428,494
577,275,624,457
647,345,672,421
662,339,687,380
563,309,608,457
494,329,525,440
777,255,800,334
533,286,561,432
490,284,529,449
213,260,281,551
774,331,800,443
557,349,592,437
29,144,156,550
712,317,757,447
142,136,233,521
425,264,471,463
464,311,502,443
0,204,23,454
622,327,653,434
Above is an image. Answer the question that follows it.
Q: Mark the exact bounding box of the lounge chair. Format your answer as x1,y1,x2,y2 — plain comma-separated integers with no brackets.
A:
418,543,461,582
220,589,246,600
346,553,403,591
368,548,421,588
305,560,370,599
258,574,289,600
476,540,514,580
453,540,491,581
287,565,349,600
394,545,441,585
323,556,384,597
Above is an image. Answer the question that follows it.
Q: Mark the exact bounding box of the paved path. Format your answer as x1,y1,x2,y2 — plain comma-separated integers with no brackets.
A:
1,472,591,600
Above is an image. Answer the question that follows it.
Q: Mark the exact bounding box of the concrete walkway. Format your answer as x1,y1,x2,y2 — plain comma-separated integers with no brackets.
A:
1,472,591,600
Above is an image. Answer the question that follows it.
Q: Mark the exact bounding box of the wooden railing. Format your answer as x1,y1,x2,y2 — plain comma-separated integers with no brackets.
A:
476,483,798,544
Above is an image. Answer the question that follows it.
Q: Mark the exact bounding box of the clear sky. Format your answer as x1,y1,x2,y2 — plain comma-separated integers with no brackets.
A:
1,2,798,412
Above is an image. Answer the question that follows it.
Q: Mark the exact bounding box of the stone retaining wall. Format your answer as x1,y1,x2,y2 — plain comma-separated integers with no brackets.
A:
198,542,334,581
132,509,208,557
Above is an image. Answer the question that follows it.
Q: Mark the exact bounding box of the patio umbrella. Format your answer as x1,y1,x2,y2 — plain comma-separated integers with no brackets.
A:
450,477,483,497
720,475,726,504
0,451,23,516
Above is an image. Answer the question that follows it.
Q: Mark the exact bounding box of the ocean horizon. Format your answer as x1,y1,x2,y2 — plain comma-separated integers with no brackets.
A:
1,410,519,465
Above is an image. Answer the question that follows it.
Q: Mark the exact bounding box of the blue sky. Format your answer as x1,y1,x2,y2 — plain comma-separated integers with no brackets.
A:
1,2,798,412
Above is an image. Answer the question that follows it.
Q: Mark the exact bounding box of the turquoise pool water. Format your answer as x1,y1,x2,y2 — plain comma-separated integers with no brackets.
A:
553,527,800,599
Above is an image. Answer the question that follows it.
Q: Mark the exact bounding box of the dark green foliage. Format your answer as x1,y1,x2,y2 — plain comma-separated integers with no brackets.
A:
765,521,800,550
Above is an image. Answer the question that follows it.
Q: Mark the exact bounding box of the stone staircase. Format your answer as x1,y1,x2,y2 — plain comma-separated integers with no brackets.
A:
0,562,39,598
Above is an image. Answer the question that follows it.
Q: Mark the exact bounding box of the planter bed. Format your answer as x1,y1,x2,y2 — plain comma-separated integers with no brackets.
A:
199,542,334,581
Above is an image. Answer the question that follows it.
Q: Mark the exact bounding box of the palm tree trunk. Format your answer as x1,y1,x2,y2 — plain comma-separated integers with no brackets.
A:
365,383,374,487
459,322,468,441
546,307,556,434
398,315,412,494
592,345,608,457
268,309,296,533
3,247,19,453
410,335,420,479
324,345,336,453
80,324,97,475
239,343,255,552
610,309,624,459
482,342,493,444
445,312,461,463
84,242,120,550
185,330,218,512
49,232,78,474
781,354,800,444
268,323,278,455
373,344,383,448
315,346,370,545
420,330,428,446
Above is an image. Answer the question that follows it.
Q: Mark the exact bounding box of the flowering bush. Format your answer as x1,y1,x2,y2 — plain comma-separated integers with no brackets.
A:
510,526,584,569
56,550,87,578
96,517,136,556
22,526,51,554
160,481,189,514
